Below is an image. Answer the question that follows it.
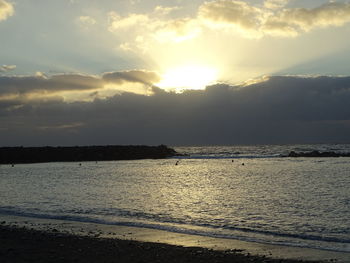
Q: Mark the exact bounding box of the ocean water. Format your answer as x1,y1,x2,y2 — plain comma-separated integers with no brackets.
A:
0,144,349,253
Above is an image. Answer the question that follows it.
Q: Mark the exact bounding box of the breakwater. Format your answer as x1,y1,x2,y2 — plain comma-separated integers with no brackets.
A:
0,145,178,164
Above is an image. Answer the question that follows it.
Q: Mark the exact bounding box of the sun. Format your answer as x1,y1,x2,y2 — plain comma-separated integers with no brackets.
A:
156,65,218,92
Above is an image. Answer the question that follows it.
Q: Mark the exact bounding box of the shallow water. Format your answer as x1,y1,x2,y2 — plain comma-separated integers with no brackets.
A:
0,144,349,253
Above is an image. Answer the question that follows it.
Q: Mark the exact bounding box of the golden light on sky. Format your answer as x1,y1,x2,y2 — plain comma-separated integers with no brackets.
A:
156,65,218,92
2,0,350,146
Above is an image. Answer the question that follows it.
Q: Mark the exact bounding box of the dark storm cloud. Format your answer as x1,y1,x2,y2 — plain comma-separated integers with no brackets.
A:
1,75,350,146
0,74,103,95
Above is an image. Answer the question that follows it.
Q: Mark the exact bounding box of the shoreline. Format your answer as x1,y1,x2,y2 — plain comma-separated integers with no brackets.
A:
1,215,349,262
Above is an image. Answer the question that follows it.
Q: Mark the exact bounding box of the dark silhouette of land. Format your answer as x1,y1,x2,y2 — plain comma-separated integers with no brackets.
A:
0,145,179,164
287,150,350,157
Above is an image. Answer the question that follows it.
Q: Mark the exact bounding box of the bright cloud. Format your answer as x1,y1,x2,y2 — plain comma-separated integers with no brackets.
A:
198,0,350,38
108,0,350,51
264,2,350,36
153,18,202,43
264,0,289,10
154,5,181,16
108,6,201,52
198,0,263,30
108,12,149,31
0,0,13,21
0,65,16,72
77,16,96,27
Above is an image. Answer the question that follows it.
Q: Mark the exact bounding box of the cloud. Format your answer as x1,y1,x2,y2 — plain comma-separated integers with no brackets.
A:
0,0,13,21
108,7,201,51
102,70,161,86
0,74,102,95
105,0,350,49
198,0,350,38
154,6,181,16
0,70,161,103
264,0,289,10
77,16,96,28
0,65,16,72
37,122,85,131
264,2,350,36
198,0,263,31
153,18,202,43
108,6,182,32
108,12,149,31
2,75,350,146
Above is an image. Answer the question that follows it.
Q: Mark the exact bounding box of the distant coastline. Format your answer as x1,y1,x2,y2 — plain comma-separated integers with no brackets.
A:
287,150,350,157
0,145,179,164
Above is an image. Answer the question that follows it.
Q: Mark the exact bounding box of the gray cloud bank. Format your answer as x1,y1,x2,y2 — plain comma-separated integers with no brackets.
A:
0,70,159,101
1,75,350,146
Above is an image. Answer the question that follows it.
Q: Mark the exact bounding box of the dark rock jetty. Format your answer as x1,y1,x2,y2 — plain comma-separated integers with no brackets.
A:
287,150,350,157
0,145,179,164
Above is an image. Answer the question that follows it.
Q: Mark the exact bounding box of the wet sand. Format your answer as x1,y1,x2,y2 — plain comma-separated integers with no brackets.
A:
0,215,349,263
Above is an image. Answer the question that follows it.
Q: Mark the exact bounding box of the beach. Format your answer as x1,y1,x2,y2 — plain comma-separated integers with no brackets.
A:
0,224,301,263
1,215,349,263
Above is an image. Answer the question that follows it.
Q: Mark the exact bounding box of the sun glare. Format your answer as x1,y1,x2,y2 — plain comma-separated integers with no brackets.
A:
156,65,218,92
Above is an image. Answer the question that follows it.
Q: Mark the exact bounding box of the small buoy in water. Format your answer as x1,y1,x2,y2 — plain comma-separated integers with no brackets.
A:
79,163,82,166
11,164,14,167
242,163,245,166
232,160,234,162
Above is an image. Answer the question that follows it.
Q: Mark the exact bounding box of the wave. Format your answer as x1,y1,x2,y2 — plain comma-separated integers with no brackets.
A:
174,144,350,160
174,154,282,159
1,207,349,253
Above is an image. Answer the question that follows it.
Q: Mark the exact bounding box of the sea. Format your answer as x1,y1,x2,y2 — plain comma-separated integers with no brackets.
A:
0,144,349,253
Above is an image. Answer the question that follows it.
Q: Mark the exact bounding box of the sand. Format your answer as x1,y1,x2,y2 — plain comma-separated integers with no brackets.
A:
0,215,349,263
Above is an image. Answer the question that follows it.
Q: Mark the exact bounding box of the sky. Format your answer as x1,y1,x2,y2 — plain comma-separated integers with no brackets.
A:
1,0,350,146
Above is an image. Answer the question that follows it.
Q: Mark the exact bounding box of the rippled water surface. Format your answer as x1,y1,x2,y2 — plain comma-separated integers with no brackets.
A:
0,145,349,252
